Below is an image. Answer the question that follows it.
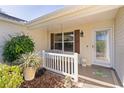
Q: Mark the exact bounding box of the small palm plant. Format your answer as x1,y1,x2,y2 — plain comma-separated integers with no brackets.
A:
63,76,73,88
19,52,41,68
15,52,42,81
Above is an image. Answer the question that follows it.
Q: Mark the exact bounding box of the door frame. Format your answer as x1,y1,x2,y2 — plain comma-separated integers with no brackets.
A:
91,28,113,68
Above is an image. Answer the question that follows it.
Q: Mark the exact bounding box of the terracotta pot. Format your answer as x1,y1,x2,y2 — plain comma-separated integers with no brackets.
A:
23,67,36,81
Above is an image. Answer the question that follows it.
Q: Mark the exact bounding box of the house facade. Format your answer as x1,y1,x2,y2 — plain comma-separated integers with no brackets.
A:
0,5,124,86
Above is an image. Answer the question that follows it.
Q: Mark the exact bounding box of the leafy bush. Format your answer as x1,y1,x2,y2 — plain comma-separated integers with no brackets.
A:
2,34,35,63
0,64,24,88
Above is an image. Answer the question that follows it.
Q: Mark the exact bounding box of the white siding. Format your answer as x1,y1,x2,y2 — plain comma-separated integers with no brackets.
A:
115,6,124,86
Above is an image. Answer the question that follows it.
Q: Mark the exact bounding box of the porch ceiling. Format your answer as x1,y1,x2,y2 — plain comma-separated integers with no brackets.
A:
27,6,121,30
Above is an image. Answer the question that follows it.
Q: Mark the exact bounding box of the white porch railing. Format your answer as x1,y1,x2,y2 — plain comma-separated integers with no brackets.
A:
42,50,78,82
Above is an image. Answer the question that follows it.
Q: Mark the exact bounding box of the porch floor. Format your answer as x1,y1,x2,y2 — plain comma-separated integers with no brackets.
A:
78,65,122,88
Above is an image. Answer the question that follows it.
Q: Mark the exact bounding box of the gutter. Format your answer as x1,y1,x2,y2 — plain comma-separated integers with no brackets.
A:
0,16,26,26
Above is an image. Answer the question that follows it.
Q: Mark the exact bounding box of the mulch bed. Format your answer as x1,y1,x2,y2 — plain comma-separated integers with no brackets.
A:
20,69,65,88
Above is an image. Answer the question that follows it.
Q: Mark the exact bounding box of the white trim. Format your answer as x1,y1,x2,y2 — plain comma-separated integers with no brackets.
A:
92,28,113,68
112,24,115,69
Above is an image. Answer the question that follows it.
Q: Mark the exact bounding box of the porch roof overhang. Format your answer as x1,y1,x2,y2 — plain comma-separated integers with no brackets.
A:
26,5,123,30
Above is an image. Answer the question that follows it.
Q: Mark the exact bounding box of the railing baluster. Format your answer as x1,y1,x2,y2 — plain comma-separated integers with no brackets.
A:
47,54,49,68
42,50,45,67
52,55,54,69
71,58,73,74
53,55,55,69
52,55,53,69
65,57,67,73
58,56,59,71
64,57,65,72
47,54,48,67
62,56,64,72
45,54,46,67
50,55,51,68
49,55,51,68
68,57,70,74
60,56,61,71
44,54,45,67
46,54,47,67
56,56,58,70
55,55,56,70
48,54,50,68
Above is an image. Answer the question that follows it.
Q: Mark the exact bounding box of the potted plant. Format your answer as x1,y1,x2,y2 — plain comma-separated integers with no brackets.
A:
15,52,41,81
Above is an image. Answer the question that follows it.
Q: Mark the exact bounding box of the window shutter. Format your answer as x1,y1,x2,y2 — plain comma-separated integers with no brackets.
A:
51,33,54,49
74,30,80,54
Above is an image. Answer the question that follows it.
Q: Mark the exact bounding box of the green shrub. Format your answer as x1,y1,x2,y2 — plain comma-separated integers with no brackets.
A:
2,34,35,63
0,64,24,88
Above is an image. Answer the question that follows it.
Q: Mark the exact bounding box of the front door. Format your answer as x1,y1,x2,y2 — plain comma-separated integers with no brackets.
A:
92,29,112,67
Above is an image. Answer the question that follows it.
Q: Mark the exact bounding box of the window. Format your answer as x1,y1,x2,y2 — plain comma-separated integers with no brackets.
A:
53,32,74,52
64,32,74,52
96,31,108,60
54,33,62,50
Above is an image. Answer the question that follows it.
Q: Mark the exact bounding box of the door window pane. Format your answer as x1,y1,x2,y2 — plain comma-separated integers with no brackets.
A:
96,31,107,60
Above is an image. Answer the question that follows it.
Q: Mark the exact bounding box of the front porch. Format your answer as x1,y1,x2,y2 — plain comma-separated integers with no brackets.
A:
42,50,122,88
78,65,122,88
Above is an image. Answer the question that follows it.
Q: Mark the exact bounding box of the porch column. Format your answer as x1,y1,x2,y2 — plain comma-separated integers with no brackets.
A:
74,53,78,82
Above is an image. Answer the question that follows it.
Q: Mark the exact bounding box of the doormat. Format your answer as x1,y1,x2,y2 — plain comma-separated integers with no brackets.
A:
93,70,108,77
